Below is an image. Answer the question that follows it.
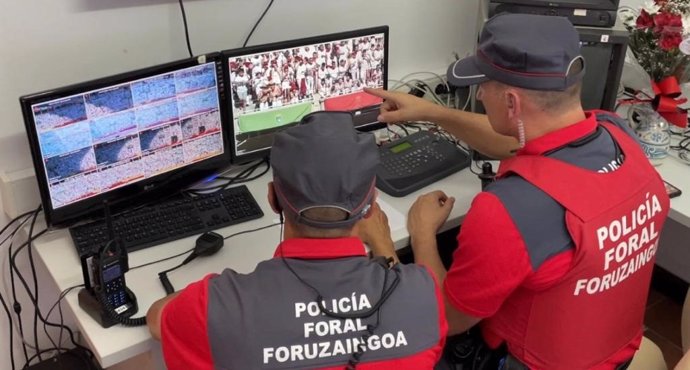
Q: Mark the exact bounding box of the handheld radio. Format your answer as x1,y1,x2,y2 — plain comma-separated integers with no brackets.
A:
78,202,144,328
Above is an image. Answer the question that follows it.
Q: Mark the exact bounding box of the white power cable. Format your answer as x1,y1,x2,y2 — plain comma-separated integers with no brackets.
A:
388,78,447,107
390,70,452,107
394,71,448,95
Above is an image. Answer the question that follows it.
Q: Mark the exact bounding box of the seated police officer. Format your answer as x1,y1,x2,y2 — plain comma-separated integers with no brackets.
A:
368,14,671,370
146,111,448,369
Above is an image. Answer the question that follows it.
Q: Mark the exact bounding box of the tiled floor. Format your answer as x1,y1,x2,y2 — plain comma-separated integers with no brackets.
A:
645,269,688,369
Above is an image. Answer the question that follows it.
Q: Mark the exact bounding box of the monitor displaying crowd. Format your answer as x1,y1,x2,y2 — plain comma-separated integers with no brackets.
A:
227,33,386,116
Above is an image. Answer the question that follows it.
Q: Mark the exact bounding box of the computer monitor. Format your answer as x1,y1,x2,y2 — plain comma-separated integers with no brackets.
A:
222,26,388,162
20,53,231,227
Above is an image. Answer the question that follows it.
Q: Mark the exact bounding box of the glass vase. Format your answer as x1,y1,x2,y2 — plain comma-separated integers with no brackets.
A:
628,104,671,166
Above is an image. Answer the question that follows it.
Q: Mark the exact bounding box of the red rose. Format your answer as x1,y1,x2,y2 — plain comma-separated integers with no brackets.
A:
637,9,654,29
659,32,683,50
654,12,683,33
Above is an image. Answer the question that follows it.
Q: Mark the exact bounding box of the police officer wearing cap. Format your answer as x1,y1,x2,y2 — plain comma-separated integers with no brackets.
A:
146,111,448,369
367,13,670,370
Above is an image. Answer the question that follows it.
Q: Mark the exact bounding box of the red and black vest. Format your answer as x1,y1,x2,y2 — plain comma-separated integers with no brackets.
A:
488,120,670,369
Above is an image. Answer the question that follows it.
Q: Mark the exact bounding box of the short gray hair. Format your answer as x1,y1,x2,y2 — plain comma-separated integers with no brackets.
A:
521,58,583,112
500,58,584,113
292,207,353,238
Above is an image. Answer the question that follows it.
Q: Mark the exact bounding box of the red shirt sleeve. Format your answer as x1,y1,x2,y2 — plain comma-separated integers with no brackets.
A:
444,192,533,318
427,266,448,359
160,274,215,370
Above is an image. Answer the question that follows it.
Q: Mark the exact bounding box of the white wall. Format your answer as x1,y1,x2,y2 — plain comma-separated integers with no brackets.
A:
0,1,478,368
620,0,646,10
0,0,477,172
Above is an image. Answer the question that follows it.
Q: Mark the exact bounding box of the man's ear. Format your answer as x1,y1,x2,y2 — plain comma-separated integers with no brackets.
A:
267,182,282,214
505,89,522,121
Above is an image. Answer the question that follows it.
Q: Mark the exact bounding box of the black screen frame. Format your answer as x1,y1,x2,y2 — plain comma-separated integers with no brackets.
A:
20,53,232,228
489,0,619,10
221,26,389,164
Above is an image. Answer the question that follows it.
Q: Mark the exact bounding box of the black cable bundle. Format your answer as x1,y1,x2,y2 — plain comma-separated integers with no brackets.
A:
1,209,37,370
2,206,98,369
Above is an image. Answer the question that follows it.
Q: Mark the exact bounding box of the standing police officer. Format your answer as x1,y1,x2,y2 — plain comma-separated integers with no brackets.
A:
146,111,448,369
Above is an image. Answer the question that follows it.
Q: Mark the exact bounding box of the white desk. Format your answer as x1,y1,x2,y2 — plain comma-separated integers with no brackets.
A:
652,149,690,284
655,153,690,228
32,153,690,369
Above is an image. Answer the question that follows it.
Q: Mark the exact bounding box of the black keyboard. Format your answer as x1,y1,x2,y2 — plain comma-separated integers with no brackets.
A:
69,185,264,257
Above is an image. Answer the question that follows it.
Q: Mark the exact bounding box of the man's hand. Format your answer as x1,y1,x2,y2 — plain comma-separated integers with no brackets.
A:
355,202,398,262
364,88,441,123
408,191,455,251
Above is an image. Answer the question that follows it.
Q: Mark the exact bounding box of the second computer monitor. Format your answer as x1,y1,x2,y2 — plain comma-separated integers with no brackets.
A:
223,26,389,162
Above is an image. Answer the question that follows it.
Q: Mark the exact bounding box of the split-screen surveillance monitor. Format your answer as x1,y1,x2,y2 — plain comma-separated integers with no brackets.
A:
223,26,389,162
20,54,230,226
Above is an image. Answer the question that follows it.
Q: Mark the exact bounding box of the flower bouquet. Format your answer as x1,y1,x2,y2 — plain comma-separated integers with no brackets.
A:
621,0,690,130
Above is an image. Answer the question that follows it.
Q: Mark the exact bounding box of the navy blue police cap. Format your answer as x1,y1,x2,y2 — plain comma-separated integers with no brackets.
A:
448,13,585,91
271,111,379,229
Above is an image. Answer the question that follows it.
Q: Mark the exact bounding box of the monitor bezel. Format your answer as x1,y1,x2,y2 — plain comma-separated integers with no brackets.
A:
221,25,389,164
489,0,619,11
19,52,232,228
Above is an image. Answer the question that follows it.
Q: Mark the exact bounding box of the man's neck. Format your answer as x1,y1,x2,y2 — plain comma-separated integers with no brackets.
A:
281,220,353,241
523,106,587,141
